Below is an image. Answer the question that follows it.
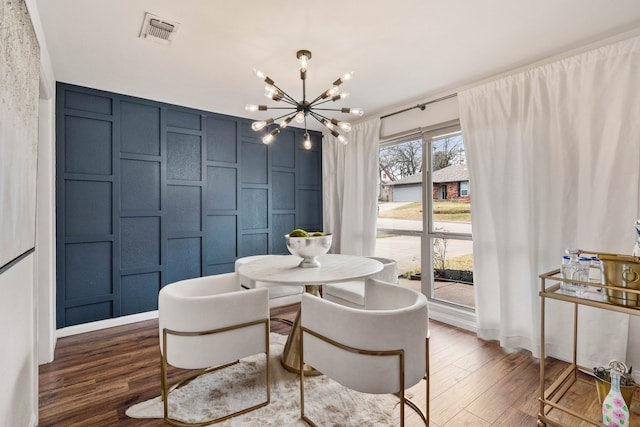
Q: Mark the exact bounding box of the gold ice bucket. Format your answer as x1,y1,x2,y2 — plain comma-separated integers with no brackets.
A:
595,375,634,408
598,253,640,307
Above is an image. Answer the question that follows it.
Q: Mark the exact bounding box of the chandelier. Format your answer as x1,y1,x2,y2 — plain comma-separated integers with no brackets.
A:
245,50,363,149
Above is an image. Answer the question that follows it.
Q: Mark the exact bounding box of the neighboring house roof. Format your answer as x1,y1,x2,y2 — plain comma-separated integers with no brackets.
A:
387,172,422,186
432,164,469,184
385,164,469,187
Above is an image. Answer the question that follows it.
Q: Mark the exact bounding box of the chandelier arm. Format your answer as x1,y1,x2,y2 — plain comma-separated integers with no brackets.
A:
311,107,357,113
270,83,299,105
273,112,296,122
308,92,328,105
309,110,335,124
309,111,341,135
302,75,307,103
261,106,298,110
309,98,333,107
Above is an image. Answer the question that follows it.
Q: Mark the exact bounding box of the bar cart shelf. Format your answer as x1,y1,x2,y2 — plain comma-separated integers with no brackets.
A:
538,267,640,426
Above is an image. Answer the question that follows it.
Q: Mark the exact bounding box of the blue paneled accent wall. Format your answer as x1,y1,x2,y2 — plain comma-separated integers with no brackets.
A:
56,83,322,328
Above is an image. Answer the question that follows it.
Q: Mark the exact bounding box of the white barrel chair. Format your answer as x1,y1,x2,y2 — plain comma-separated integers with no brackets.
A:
323,256,398,308
235,255,304,317
159,272,270,426
300,278,429,426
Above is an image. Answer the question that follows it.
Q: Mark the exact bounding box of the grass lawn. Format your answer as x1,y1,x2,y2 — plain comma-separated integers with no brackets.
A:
446,254,473,270
379,201,471,222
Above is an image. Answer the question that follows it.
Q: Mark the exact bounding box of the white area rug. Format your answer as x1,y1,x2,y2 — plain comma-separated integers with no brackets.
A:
126,333,397,426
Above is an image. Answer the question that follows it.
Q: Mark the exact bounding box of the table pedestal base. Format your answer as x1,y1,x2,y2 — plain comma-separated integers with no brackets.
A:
281,285,322,376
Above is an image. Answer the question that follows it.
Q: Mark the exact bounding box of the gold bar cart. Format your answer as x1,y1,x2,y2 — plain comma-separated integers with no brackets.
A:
538,252,640,426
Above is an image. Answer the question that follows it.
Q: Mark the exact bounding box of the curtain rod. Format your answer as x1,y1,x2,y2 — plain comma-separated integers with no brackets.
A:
380,93,458,120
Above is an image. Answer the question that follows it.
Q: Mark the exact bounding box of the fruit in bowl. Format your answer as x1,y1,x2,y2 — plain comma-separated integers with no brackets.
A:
285,229,332,268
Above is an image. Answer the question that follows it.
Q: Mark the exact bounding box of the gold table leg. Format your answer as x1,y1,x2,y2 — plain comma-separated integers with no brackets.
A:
281,284,322,376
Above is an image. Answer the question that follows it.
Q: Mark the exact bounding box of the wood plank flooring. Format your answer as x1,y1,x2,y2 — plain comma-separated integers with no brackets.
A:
39,304,601,426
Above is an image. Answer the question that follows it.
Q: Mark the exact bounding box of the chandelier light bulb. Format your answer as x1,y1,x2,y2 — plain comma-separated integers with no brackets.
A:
254,69,266,80
332,92,350,102
296,49,312,72
251,118,273,131
280,117,293,129
338,121,352,132
322,119,335,131
325,86,339,98
338,135,348,145
295,111,305,123
303,133,312,150
342,71,354,81
262,134,274,144
350,108,364,116
264,85,279,99
299,54,309,71
245,104,259,112
251,120,267,131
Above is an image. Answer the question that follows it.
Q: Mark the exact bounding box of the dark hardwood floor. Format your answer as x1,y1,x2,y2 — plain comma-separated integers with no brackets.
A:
39,304,606,426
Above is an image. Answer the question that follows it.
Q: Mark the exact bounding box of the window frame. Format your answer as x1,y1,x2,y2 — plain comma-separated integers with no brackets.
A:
421,120,474,311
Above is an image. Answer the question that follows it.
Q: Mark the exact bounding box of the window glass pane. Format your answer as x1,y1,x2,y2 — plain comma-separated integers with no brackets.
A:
377,139,423,287
431,236,474,308
426,127,474,309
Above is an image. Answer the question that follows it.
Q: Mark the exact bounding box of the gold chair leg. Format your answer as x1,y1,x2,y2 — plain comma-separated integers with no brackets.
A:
160,322,271,426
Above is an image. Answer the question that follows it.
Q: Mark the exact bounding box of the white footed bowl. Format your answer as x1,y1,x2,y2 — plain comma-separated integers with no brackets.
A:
285,234,333,268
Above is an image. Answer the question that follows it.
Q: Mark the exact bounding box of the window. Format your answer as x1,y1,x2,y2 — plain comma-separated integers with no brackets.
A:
376,120,474,313
460,181,469,196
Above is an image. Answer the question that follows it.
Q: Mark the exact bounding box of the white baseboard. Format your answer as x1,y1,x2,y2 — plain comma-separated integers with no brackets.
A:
57,310,159,338
428,301,477,333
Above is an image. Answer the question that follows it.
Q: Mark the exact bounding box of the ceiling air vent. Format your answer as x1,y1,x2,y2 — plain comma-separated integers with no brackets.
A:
139,13,180,44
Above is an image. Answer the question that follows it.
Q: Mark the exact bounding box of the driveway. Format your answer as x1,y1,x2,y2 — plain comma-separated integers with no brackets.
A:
375,214,473,276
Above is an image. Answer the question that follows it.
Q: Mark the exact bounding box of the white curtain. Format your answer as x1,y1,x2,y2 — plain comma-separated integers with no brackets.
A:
459,35,640,366
323,118,381,256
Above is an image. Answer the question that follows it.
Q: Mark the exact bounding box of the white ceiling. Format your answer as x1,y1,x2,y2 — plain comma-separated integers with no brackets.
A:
36,0,640,128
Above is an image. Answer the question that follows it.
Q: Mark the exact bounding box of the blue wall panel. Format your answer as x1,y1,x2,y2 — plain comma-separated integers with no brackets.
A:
271,130,295,168
120,217,160,269
207,116,237,163
241,188,268,230
167,237,201,283
272,214,295,254
241,141,268,184
64,90,112,115
121,272,160,315
166,185,201,233
65,242,112,299
167,132,202,181
205,215,237,263
241,233,268,256
167,109,201,130
120,159,160,211
207,166,236,210
272,171,295,210
66,302,112,326
64,116,112,175
56,83,322,327
64,180,112,237
121,101,160,156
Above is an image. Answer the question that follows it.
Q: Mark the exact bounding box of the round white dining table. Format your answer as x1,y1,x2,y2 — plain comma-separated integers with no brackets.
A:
237,253,383,285
237,254,383,374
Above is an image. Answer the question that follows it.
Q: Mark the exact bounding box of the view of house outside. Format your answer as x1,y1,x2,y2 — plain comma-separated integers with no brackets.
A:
376,131,474,308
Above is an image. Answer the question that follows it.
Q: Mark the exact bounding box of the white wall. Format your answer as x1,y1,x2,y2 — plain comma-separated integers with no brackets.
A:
0,1,58,426
36,93,56,364
0,255,37,427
